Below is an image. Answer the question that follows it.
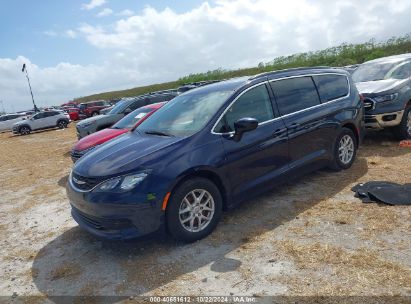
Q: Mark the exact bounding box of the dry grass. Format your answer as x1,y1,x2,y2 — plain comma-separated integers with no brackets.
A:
274,240,411,295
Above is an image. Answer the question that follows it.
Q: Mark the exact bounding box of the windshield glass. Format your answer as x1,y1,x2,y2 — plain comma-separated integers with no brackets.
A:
352,61,404,82
138,90,232,137
108,98,134,114
112,107,153,129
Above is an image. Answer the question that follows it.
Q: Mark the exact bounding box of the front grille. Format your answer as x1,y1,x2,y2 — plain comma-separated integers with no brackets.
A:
70,150,85,162
71,172,103,191
363,98,374,111
73,207,133,231
70,146,95,162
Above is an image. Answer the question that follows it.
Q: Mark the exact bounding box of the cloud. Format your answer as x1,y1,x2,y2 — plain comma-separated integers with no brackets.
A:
117,9,134,17
96,8,113,17
64,30,77,39
43,30,57,37
2,0,411,111
81,0,106,10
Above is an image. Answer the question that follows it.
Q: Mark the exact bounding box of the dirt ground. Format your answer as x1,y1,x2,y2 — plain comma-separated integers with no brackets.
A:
0,124,410,302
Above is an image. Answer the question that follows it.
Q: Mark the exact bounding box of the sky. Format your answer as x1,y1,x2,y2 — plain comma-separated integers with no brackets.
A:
1,0,411,112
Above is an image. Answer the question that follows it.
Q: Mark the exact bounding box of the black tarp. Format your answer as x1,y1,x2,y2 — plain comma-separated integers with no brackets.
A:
352,181,411,205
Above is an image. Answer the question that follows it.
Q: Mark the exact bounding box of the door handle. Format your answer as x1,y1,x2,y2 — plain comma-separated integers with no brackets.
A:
288,122,300,130
273,128,286,137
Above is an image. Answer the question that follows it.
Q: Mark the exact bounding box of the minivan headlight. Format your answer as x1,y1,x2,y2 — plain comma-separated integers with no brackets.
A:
374,93,398,103
94,173,148,192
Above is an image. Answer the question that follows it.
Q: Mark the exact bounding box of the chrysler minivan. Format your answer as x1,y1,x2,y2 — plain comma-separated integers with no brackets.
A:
67,67,363,242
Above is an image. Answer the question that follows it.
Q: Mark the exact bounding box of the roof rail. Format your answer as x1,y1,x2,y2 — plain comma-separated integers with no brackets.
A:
249,66,333,80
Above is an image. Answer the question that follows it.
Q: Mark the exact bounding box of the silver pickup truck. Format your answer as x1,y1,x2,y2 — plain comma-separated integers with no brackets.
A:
352,54,411,139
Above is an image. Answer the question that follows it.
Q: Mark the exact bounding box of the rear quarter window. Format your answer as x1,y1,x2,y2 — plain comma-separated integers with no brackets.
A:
270,76,321,116
313,74,349,102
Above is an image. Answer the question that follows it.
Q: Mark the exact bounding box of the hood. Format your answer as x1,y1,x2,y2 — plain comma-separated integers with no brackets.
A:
77,114,108,127
73,128,129,152
74,131,186,177
355,78,407,94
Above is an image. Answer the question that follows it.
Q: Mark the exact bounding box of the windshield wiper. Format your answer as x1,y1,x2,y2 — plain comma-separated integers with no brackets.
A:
144,130,174,137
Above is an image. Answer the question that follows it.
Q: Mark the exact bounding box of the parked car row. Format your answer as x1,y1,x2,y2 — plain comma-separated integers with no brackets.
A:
67,66,365,242
75,91,178,139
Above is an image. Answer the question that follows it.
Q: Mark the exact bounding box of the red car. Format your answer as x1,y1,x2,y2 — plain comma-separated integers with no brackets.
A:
79,100,111,117
71,102,165,162
65,108,80,121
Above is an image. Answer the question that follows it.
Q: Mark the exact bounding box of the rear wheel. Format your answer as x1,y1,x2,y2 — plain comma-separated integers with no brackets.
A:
329,128,357,171
19,126,31,135
57,120,68,129
393,106,411,139
166,178,222,242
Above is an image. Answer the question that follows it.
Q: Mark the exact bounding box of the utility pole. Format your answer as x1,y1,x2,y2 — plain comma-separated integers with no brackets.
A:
0,100,5,114
21,63,39,112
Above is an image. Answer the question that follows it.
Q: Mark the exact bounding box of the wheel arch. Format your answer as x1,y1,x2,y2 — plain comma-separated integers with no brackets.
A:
166,167,229,211
341,122,359,146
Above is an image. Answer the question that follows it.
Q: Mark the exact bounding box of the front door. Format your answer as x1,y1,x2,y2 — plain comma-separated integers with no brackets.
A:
214,83,289,199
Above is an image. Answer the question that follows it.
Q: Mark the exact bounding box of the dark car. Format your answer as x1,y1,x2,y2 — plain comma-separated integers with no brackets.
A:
76,92,176,139
352,54,411,139
67,67,363,242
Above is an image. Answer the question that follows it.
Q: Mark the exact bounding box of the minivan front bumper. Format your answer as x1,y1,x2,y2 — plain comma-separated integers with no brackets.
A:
364,110,404,129
66,181,164,240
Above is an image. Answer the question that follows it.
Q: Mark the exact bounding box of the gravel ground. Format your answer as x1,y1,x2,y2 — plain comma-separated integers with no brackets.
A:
0,125,410,302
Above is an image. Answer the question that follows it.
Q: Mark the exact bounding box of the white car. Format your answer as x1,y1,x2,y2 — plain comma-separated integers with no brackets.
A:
0,113,26,132
12,111,70,135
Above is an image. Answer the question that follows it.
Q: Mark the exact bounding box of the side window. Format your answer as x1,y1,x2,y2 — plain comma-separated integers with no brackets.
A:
391,62,411,79
215,84,274,133
270,77,320,116
0,116,8,121
129,99,146,110
33,113,45,120
313,74,349,102
9,114,20,119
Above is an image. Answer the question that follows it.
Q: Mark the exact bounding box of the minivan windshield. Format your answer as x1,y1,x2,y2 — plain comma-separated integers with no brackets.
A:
138,90,232,137
352,60,407,82
108,98,135,114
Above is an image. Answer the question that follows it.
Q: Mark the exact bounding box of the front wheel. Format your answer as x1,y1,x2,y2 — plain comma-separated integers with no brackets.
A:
166,178,222,242
393,106,411,140
329,128,357,171
19,126,31,135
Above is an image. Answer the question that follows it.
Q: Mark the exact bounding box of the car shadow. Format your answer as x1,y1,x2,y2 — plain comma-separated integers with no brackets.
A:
362,130,411,157
32,155,368,301
57,175,69,188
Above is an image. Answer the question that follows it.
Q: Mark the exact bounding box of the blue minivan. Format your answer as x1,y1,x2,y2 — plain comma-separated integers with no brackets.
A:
67,67,363,242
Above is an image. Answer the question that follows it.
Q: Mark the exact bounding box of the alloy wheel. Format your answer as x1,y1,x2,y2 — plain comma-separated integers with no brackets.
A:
407,111,411,136
179,189,215,233
338,134,354,165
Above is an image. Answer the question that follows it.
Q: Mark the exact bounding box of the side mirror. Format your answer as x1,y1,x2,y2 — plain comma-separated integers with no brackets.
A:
232,118,258,142
124,108,132,115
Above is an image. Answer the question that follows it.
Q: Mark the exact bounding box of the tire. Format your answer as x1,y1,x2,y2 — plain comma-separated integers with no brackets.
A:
329,128,357,171
393,106,411,140
92,112,99,117
166,177,223,242
19,126,31,135
57,120,68,129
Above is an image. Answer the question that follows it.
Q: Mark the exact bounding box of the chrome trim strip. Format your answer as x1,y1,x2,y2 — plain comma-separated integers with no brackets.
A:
211,73,351,135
